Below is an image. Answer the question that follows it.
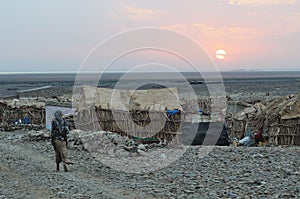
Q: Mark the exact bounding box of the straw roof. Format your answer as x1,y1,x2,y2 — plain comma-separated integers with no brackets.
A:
227,93,300,145
275,94,299,120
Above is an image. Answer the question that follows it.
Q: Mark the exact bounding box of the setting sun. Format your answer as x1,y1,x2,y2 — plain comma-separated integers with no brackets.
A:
216,49,226,60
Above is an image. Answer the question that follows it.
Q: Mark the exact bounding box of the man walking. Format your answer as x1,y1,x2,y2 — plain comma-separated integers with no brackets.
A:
51,110,73,172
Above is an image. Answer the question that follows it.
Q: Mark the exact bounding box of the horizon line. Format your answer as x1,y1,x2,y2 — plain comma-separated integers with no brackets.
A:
0,69,300,75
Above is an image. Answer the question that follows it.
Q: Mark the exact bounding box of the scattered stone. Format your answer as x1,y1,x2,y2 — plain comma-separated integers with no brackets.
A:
56,192,67,198
251,153,264,158
160,154,166,158
228,192,237,198
184,190,194,194
137,149,147,156
137,144,146,151
0,130,299,198
27,129,50,141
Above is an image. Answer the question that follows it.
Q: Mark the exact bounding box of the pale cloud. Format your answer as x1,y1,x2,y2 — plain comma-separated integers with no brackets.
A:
266,12,300,36
193,23,260,39
109,6,163,22
229,0,296,6
164,23,260,41
125,6,162,19
191,15,300,39
163,23,263,60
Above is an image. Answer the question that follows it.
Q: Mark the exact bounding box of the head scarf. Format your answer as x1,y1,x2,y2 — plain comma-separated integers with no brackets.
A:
54,110,63,122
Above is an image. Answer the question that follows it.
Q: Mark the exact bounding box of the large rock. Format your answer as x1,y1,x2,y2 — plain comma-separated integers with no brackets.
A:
27,129,50,141
69,130,134,157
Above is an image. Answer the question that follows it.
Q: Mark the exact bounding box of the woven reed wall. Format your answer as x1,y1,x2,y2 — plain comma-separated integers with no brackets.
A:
268,118,300,146
74,107,182,141
0,102,45,125
227,115,300,146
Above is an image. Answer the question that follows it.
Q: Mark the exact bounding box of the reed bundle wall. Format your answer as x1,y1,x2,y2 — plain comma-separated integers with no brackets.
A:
227,117,300,146
268,118,300,145
227,93,300,146
0,102,45,125
74,107,182,142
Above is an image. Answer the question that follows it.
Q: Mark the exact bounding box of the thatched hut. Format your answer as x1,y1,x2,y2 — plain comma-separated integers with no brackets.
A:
0,97,75,131
226,102,266,140
73,86,183,142
227,93,300,146
0,99,45,130
261,93,300,145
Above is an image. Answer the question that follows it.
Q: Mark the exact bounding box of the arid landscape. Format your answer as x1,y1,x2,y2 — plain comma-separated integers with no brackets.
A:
0,72,299,198
1,130,299,198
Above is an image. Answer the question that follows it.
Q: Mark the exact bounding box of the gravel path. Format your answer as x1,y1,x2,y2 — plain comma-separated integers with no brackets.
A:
0,130,299,199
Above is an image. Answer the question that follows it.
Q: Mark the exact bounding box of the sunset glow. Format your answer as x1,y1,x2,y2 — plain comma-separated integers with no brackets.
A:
0,1,299,72
216,49,226,60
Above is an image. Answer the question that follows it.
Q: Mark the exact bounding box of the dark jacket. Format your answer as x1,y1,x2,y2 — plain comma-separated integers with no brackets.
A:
51,119,69,146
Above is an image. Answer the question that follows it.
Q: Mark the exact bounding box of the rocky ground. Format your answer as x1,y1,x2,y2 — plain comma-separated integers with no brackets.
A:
0,130,299,199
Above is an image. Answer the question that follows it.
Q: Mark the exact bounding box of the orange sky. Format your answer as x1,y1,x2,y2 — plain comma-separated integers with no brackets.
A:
0,0,300,72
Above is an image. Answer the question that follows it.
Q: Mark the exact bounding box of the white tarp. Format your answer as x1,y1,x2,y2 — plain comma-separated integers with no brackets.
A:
77,86,182,111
